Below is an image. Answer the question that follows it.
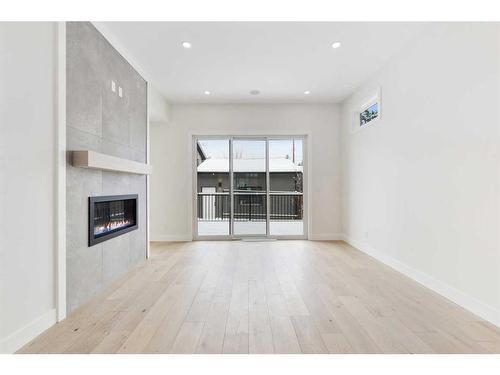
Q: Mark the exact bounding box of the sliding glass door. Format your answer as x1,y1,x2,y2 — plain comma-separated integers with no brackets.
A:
232,139,267,236
196,139,230,236
195,136,306,239
269,139,304,236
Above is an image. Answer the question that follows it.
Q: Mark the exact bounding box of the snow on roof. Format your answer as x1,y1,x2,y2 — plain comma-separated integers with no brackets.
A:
197,158,303,173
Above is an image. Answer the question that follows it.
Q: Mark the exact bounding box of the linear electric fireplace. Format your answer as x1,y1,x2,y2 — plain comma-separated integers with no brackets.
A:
88,194,138,246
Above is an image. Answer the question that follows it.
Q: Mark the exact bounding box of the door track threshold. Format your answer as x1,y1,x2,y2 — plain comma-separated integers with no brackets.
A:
240,238,277,242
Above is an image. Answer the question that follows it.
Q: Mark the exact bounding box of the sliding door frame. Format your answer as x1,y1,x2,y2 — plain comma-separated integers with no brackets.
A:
192,134,308,241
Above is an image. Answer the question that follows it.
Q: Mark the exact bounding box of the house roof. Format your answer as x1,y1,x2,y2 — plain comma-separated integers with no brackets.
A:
197,158,303,173
197,143,207,161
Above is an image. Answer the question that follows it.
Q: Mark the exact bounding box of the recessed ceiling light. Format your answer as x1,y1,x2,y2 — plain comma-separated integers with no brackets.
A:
304,90,311,95
204,90,211,95
331,41,342,49
249,90,260,95
181,41,192,49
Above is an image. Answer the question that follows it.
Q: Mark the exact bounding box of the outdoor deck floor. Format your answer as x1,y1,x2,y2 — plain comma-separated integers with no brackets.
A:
197,220,304,236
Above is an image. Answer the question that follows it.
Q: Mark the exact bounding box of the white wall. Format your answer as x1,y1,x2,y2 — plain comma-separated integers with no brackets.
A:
150,104,341,241
0,23,57,352
149,85,171,123
340,23,500,325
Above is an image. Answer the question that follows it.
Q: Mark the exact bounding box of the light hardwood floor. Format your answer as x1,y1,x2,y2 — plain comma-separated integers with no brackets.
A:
18,240,500,354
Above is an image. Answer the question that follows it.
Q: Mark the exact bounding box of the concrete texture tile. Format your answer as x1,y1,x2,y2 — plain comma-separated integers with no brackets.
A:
66,22,102,137
101,172,131,196
67,126,102,151
66,245,103,313
128,77,147,154
102,234,130,287
66,22,147,312
130,147,147,163
66,166,102,254
102,86,130,146
129,227,147,266
101,139,132,160
129,174,147,265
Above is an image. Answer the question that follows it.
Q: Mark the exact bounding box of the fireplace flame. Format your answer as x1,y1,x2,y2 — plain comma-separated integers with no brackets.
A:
94,220,132,235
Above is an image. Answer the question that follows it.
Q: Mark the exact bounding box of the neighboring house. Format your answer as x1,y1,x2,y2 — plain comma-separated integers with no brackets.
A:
197,158,303,193
196,143,207,166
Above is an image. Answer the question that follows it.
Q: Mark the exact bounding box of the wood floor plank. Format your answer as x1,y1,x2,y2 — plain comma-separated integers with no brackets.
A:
460,321,500,342
195,286,233,353
290,315,328,354
91,330,130,354
477,340,500,353
316,284,381,353
17,240,500,354
295,282,342,335
116,283,186,353
417,330,491,354
339,295,410,353
63,310,125,353
266,279,302,354
248,280,274,354
223,281,249,354
321,333,354,354
170,322,205,354
141,283,205,354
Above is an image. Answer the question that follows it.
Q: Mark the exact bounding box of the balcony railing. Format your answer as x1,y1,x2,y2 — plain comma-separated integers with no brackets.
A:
197,193,230,221
234,192,266,221
197,192,303,221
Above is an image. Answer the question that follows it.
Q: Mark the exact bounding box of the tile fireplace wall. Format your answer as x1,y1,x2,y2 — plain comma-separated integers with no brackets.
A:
66,22,147,313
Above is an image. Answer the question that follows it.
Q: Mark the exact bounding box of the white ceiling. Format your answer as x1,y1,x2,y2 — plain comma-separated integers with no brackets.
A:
96,22,430,104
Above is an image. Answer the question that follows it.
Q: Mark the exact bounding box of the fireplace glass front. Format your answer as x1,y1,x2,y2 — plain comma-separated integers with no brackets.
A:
89,194,138,246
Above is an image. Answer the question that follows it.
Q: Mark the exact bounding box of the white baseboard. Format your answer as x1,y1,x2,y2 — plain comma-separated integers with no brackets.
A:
309,233,344,241
150,234,192,242
153,233,344,242
0,308,57,353
341,234,500,327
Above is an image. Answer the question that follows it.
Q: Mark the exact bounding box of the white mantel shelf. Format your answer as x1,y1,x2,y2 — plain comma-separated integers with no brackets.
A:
72,150,152,175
